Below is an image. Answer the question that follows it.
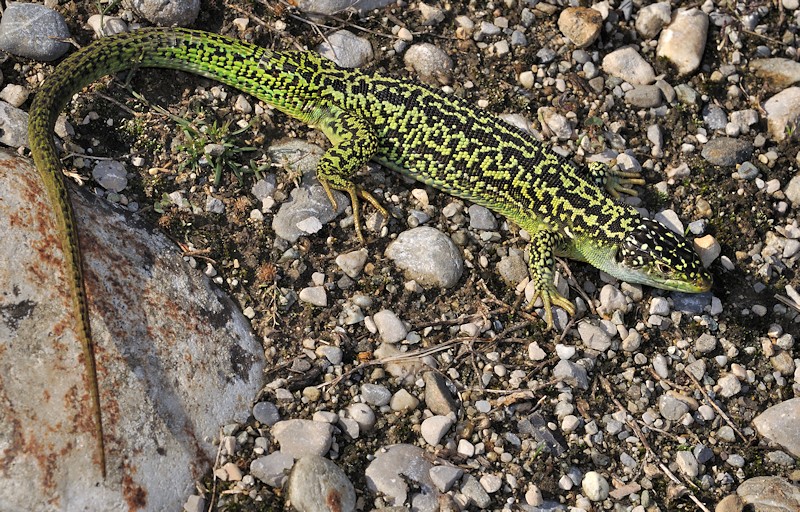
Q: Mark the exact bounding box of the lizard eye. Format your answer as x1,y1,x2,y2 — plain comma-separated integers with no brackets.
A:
655,261,670,274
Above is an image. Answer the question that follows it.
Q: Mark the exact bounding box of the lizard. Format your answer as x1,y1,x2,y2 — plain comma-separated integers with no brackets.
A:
27,27,713,477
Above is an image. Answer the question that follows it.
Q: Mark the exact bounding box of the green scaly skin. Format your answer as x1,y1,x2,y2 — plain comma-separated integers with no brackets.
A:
28,28,712,477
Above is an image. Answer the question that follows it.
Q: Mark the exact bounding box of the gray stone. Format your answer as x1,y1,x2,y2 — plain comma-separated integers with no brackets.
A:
468,204,497,230
716,374,742,398
498,251,529,284
553,360,589,390
252,176,277,202
429,465,463,492
736,476,800,511
602,46,656,85
317,30,373,68
296,0,395,15
298,286,327,307
751,58,800,90
676,451,699,477
253,401,280,426
694,444,714,464
390,389,420,411
785,174,800,205
0,3,70,61
653,354,669,379
373,309,408,343
659,395,689,421
336,248,368,278
365,444,440,509
461,474,491,508
636,2,671,39
272,419,333,458
656,8,709,75
272,182,347,243
87,14,128,37
701,137,754,166
598,284,627,316
125,0,199,26
675,83,699,105
403,43,453,84
0,150,265,510
577,321,612,352
420,415,454,446
345,403,376,432
753,398,800,457
423,371,460,416
0,101,29,148
695,333,718,353
0,84,29,108
649,296,671,316
539,107,574,140
703,104,728,131
250,452,295,487
625,85,663,108
385,227,463,288
287,456,356,512
361,383,392,406
764,87,800,142
582,471,610,501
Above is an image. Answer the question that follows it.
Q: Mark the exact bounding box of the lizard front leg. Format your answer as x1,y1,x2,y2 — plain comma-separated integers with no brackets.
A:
312,105,388,243
524,229,576,330
586,160,645,199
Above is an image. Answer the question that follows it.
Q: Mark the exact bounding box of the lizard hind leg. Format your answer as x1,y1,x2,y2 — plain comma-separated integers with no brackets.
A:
314,106,388,243
524,229,576,330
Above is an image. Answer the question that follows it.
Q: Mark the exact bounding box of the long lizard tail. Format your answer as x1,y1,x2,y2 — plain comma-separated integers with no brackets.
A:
27,27,322,478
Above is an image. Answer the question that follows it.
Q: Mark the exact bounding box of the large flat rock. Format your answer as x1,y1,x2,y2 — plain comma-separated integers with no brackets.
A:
0,149,265,510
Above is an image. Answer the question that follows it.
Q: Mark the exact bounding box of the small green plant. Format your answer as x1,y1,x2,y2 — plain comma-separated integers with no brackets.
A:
130,90,266,186
172,115,263,186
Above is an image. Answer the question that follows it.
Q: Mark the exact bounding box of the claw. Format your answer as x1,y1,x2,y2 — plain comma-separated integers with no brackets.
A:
605,168,645,198
525,284,576,330
318,177,387,244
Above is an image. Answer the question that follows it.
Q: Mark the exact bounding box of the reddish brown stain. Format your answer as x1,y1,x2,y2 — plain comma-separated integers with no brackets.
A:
326,490,343,512
121,470,148,509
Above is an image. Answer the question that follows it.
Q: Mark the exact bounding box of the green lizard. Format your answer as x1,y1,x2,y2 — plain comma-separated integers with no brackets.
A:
28,28,712,476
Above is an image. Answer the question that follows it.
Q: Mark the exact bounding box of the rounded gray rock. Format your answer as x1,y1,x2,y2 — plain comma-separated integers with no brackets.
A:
625,85,663,108
287,456,356,512
365,444,440,509
753,398,800,458
403,43,453,84
250,452,294,487
423,371,460,416
0,4,70,61
659,395,689,421
656,8,709,75
125,0,200,26
272,419,333,458
317,30,373,68
602,47,656,85
361,383,392,406
385,227,463,289
373,309,408,343
253,401,280,426
701,137,754,166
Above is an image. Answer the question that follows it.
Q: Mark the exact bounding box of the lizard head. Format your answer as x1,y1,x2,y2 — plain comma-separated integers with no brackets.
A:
610,218,712,293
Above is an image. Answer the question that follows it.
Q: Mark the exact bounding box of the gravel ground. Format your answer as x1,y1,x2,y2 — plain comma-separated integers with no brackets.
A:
5,0,800,510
